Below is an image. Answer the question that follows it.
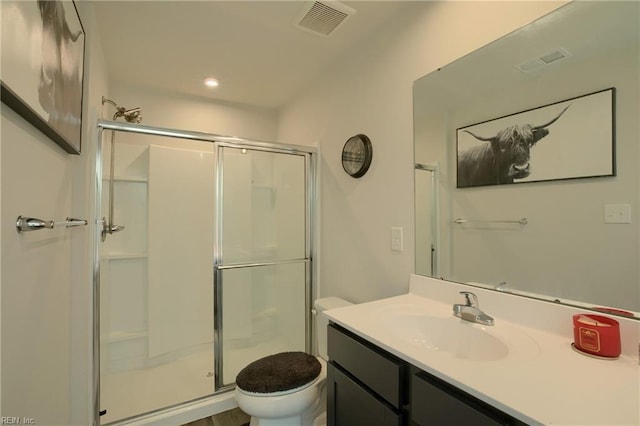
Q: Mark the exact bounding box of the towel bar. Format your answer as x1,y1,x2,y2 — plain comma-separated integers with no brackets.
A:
16,215,87,233
454,218,528,225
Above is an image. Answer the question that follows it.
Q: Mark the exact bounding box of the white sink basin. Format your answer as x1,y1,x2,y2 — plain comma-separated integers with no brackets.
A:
380,311,539,362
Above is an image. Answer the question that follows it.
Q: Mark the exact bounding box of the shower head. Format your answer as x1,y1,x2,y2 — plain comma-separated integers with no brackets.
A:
102,96,142,123
123,107,142,123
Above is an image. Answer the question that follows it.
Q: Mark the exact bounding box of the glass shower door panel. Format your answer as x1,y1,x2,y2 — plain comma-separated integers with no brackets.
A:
218,146,310,387
99,131,216,423
221,147,306,264
220,263,307,386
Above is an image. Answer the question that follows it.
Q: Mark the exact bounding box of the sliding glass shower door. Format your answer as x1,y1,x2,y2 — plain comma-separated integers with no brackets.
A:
215,145,311,388
96,122,315,423
98,129,217,424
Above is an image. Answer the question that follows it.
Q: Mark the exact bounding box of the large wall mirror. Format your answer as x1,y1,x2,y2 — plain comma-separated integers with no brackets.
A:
414,1,639,319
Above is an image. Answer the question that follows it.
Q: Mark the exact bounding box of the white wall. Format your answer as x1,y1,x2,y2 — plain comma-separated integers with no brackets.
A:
0,2,107,424
1,107,75,425
70,3,111,424
108,84,278,142
278,1,567,303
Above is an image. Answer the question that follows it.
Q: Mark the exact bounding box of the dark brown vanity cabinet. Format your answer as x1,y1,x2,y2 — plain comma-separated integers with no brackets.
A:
327,323,406,426
327,323,528,426
411,369,527,426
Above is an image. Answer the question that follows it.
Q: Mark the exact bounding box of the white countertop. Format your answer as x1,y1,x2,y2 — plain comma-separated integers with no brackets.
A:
324,275,640,426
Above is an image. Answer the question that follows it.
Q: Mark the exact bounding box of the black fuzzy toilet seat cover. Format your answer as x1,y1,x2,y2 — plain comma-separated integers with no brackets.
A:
236,351,321,393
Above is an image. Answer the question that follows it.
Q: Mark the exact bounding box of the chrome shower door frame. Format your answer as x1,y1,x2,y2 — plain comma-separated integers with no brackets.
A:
213,140,316,391
94,120,317,423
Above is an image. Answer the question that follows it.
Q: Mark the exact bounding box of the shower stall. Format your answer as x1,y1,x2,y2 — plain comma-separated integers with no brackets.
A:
94,119,316,424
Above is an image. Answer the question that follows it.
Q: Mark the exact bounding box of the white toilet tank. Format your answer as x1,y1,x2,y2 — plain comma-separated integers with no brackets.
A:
314,297,352,360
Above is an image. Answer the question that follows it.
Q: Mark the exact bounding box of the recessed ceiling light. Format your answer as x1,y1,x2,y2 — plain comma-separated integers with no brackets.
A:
204,77,219,88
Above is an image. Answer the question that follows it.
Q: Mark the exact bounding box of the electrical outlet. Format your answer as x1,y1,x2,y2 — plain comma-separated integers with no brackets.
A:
604,204,632,224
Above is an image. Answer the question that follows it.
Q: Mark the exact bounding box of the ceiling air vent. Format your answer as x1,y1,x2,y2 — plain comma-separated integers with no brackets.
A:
516,47,572,73
295,1,356,37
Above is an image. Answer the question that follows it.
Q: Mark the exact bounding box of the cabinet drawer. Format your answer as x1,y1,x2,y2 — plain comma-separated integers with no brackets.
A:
328,323,404,409
412,370,523,426
328,361,403,426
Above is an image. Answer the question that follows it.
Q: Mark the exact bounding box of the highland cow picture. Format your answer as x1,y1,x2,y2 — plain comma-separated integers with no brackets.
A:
0,0,85,154
456,88,615,188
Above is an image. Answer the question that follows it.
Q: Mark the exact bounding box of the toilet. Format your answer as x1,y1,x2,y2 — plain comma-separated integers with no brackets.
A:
235,297,352,426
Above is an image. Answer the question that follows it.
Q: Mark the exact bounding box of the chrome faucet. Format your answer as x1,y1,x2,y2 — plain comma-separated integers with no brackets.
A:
453,291,494,326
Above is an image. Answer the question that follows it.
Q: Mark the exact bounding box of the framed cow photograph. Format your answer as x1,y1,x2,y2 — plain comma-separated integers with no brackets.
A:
456,88,615,188
0,0,85,154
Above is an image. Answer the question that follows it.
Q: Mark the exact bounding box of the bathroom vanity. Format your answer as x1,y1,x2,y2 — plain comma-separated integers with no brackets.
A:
325,275,640,426
327,323,525,425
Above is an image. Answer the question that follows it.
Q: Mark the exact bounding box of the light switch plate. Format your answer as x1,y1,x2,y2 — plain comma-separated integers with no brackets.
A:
391,227,403,251
604,204,632,224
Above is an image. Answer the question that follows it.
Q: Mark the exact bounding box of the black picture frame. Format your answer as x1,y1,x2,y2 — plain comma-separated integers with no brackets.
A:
456,88,615,188
1,0,86,154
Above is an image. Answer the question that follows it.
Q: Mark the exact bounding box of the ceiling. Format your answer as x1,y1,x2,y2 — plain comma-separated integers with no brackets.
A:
92,1,414,110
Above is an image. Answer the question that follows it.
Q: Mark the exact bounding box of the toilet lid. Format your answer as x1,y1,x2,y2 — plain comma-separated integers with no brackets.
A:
236,351,321,394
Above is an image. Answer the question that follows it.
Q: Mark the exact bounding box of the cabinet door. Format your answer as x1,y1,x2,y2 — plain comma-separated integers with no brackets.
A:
412,371,520,426
328,362,403,426
328,324,405,408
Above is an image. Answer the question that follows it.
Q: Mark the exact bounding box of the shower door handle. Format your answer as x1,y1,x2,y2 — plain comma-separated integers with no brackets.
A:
101,217,125,242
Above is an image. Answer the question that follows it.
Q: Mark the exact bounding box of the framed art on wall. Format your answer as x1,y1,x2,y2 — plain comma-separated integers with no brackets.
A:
1,0,85,154
456,88,615,188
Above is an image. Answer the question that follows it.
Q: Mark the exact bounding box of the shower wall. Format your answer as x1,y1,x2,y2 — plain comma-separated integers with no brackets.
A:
147,145,215,358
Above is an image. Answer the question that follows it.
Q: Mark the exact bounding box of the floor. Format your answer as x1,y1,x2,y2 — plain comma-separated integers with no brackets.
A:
100,348,216,423
183,408,250,426
101,337,290,423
